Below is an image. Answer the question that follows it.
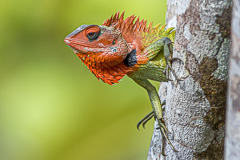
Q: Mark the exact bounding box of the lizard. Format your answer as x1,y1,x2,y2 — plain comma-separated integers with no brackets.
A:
64,12,180,153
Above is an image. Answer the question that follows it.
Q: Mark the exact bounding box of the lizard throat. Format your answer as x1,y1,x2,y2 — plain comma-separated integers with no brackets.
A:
76,53,136,85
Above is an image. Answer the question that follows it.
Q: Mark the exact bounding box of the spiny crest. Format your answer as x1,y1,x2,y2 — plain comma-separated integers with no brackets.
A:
142,25,175,47
102,11,150,35
103,12,175,46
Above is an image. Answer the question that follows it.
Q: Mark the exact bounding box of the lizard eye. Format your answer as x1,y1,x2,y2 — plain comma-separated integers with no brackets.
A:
87,32,99,40
86,26,101,41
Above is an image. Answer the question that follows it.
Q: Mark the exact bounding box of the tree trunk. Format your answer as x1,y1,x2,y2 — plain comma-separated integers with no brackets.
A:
224,0,240,159
148,0,232,159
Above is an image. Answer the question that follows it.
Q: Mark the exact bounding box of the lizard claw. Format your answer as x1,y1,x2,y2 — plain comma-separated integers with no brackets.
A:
156,119,179,153
137,111,154,130
137,101,166,129
142,114,154,128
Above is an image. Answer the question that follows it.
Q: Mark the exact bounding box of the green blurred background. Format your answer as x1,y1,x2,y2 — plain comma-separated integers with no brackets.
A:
0,0,167,159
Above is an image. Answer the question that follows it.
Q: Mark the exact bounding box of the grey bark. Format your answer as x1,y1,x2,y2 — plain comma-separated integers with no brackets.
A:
224,0,240,159
148,0,232,159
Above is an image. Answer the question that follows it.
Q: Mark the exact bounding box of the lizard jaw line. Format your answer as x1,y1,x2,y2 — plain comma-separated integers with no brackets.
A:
71,47,80,54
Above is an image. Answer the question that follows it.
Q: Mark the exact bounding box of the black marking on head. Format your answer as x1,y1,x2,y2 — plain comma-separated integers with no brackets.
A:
124,49,137,67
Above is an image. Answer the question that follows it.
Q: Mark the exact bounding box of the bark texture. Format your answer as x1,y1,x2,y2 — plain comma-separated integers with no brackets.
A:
148,0,232,159
224,0,240,159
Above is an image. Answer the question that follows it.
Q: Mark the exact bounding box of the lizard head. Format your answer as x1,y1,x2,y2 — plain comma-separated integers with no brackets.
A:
64,24,130,67
64,12,151,85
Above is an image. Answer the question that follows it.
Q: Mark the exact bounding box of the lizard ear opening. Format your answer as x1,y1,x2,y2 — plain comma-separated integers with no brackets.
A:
112,39,116,45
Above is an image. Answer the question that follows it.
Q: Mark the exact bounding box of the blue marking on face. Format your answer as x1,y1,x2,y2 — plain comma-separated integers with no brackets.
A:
110,47,117,53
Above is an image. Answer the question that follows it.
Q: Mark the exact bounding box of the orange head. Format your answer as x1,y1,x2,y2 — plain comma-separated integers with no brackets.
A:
64,12,149,85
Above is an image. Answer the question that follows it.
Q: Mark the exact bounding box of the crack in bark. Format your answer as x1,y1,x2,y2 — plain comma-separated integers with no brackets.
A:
213,38,224,57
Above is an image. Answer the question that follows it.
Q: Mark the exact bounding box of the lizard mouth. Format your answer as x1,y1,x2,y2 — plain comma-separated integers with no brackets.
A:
64,39,81,53
64,38,106,54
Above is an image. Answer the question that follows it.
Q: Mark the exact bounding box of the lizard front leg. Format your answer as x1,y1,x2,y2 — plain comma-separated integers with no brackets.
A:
144,37,183,82
129,77,177,153
162,37,183,81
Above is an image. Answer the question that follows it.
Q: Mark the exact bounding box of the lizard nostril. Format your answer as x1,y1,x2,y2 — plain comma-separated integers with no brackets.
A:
64,39,70,44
